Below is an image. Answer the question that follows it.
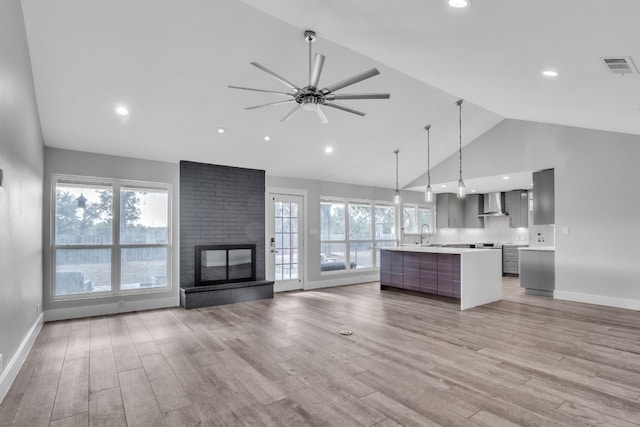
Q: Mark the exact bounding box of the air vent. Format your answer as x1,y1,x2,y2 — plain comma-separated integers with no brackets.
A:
602,57,638,75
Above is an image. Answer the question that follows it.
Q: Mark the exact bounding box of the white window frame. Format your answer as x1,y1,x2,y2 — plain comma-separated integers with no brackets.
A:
51,174,172,301
320,197,396,274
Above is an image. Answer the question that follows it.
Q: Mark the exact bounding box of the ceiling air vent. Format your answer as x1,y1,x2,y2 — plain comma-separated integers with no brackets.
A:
602,57,638,75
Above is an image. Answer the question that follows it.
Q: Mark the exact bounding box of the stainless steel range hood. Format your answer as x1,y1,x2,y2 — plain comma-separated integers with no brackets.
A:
479,192,508,217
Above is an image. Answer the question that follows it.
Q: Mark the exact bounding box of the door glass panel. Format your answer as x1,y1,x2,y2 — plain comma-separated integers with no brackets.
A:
274,201,299,281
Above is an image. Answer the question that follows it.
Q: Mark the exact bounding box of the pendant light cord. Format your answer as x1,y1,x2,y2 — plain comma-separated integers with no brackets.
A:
394,150,400,191
425,125,431,186
457,99,463,181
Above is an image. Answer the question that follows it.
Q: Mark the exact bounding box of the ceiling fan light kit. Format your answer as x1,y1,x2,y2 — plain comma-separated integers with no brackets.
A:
229,30,390,124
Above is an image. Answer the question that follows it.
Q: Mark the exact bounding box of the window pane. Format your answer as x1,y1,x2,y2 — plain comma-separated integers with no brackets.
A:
403,206,417,233
55,182,113,245
121,247,168,290
120,188,168,244
320,202,345,240
320,243,346,271
349,204,372,240
418,208,431,233
375,241,397,267
350,242,373,269
55,248,111,295
375,205,396,240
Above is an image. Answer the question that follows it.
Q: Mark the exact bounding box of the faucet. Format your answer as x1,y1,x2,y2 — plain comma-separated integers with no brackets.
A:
420,224,430,246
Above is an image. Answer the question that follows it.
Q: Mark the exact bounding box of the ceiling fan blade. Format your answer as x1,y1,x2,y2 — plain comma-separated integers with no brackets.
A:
309,53,325,89
281,104,303,122
228,85,294,96
251,62,299,90
316,106,329,124
323,102,366,117
321,68,380,94
325,93,391,100
245,99,295,110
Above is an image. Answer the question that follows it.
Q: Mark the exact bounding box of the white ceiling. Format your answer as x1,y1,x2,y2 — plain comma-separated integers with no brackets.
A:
20,0,640,190
406,171,534,195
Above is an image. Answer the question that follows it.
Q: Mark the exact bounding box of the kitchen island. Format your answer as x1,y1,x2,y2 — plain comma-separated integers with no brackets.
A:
380,246,502,310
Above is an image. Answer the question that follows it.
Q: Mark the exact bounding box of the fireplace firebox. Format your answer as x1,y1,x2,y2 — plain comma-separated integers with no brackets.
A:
194,244,256,286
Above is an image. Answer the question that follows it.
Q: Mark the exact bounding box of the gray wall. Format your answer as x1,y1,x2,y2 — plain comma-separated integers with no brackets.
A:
180,161,265,286
428,119,640,308
266,175,426,287
0,0,44,391
43,148,180,317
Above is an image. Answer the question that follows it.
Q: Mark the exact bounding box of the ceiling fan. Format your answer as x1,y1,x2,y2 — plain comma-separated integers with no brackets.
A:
228,30,390,124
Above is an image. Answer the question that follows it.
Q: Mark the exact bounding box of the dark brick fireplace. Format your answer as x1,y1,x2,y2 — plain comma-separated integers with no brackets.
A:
179,161,273,308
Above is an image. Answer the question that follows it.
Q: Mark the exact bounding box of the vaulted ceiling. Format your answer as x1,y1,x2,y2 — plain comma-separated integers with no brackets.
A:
21,0,640,189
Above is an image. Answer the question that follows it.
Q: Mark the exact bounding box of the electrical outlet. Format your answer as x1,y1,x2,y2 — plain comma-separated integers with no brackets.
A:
118,300,125,310
36,303,40,315
0,353,4,372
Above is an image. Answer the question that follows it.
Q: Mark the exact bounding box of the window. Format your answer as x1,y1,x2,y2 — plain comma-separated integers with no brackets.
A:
53,176,170,298
403,205,432,234
321,199,396,272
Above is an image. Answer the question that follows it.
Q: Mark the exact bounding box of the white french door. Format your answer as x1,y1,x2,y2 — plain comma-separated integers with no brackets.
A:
268,193,304,292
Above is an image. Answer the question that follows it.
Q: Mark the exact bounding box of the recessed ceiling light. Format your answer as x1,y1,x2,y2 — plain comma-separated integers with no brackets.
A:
503,176,510,180
542,70,559,77
217,128,225,134
448,0,470,8
441,184,447,188
264,136,271,142
471,189,477,193
325,146,333,154
115,106,129,116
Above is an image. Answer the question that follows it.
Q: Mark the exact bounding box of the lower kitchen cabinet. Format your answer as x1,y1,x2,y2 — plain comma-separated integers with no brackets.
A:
503,245,523,275
382,251,461,298
418,253,438,294
380,248,503,310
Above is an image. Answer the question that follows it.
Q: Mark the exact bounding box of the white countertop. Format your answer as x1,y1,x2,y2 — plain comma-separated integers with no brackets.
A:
518,246,555,252
382,246,498,254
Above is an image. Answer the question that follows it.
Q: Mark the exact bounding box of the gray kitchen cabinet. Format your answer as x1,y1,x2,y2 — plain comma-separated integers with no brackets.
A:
502,245,522,275
533,169,554,225
436,193,464,228
463,194,485,228
505,190,529,228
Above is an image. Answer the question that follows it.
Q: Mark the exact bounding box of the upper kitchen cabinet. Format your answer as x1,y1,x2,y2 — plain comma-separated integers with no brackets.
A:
464,194,485,228
436,193,464,228
533,169,555,225
505,190,529,228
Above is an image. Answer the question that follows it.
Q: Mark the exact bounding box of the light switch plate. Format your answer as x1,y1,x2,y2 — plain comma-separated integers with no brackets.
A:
562,226,570,235
0,169,4,187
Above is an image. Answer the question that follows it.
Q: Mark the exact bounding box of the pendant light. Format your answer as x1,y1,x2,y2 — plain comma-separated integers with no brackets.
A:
424,125,433,203
393,149,401,205
456,99,466,199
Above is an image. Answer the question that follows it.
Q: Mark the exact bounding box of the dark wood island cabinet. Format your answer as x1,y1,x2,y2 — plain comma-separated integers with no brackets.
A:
380,247,502,310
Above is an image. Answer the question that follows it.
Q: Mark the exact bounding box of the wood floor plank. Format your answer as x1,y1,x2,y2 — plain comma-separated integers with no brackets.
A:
51,357,89,421
118,369,165,427
88,387,127,427
139,354,191,413
89,345,119,394
11,373,59,427
49,412,88,427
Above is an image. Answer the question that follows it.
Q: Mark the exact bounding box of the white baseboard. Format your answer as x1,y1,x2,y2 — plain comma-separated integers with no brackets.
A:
305,273,379,290
0,313,44,403
554,290,640,311
44,296,179,322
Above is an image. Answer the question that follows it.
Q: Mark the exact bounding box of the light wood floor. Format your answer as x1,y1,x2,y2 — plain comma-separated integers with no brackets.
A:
2,278,640,426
